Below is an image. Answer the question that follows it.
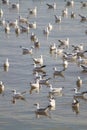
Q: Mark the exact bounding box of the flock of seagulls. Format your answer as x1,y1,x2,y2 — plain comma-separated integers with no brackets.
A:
0,0,87,119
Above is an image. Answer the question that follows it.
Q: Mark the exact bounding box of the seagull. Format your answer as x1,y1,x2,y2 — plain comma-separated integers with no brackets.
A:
34,72,47,81
76,56,87,66
49,84,64,95
72,44,83,52
47,23,53,31
80,65,87,72
30,32,37,42
53,67,65,78
10,2,19,10
19,15,28,24
5,23,10,34
54,15,61,23
80,1,87,7
62,59,68,70
54,48,64,55
0,81,5,94
29,21,36,29
3,58,9,71
66,0,74,7
70,11,76,18
46,2,56,9
20,46,34,55
43,27,50,36
48,97,56,110
0,9,3,18
72,97,80,114
15,25,20,35
34,103,51,118
9,19,18,28
38,76,51,86
58,38,69,48
72,88,87,99
20,25,30,33
62,8,68,16
79,14,87,22
33,63,46,74
11,89,26,101
62,52,77,62
33,55,43,66
0,18,6,26
2,0,9,5
30,79,40,94
28,6,37,16
76,76,82,90
50,43,57,51
34,38,40,48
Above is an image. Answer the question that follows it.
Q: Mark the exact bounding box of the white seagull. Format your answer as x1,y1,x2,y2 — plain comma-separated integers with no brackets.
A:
66,0,74,7
43,27,50,36
5,23,10,34
11,89,26,101
50,43,57,51
76,76,82,89
54,15,61,23
20,46,34,55
19,15,28,24
3,58,9,71
80,1,87,7
62,8,68,16
34,103,51,118
49,84,64,94
72,88,87,99
2,0,9,5
58,38,69,48
53,67,65,78
33,63,46,74
28,6,37,16
33,55,43,66
10,2,19,10
72,97,80,114
0,9,3,18
0,81,5,94
48,97,56,110
38,76,51,86
47,23,53,31
30,79,40,94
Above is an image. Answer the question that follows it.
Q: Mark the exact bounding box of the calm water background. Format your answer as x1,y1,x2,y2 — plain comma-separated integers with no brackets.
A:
0,0,87,130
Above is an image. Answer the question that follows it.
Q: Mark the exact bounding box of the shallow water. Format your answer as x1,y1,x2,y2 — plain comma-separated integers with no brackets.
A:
0,0,87,130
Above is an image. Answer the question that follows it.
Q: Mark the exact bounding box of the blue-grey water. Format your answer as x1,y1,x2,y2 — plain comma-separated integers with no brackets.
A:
0,0,87,130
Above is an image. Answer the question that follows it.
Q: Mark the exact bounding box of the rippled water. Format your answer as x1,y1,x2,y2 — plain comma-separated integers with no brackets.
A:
0,0,87,130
